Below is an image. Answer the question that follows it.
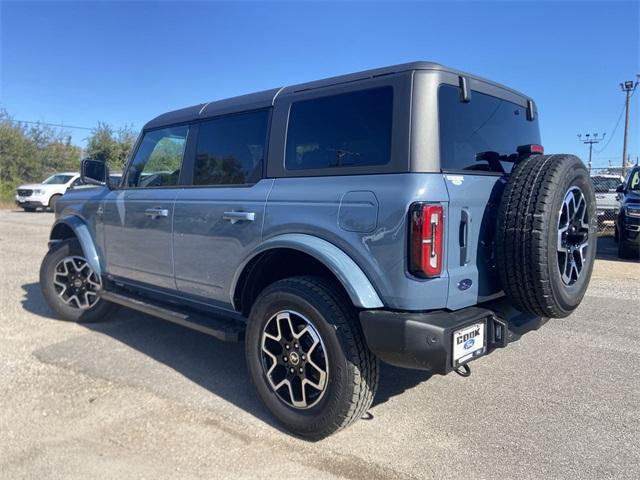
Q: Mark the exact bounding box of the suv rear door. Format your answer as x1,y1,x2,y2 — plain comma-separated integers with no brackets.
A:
172,109,271,307
101,125,191,290
437,84,541,310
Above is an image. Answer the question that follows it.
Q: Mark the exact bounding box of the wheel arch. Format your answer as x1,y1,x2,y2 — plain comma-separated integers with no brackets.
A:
231,234,384,315
49,215,102,277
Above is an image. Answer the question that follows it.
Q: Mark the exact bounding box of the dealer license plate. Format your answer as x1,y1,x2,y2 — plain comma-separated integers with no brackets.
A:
453,322,486,367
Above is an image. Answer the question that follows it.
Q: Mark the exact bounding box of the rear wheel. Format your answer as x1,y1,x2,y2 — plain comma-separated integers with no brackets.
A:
245,276,378,439
40,239,117,322
496,154,597,318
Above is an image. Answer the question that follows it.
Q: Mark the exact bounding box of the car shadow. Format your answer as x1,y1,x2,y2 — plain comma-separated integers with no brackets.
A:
20,282,430,426
596,235,639,262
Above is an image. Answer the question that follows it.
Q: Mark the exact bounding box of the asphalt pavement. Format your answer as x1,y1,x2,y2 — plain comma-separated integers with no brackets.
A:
1,209,638,479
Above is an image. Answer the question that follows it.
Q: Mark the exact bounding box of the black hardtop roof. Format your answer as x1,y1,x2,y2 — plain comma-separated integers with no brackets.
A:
144,61,530,130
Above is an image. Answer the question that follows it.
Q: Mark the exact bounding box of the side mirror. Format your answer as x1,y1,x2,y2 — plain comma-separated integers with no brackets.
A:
81,159,110,187
616,184,625,193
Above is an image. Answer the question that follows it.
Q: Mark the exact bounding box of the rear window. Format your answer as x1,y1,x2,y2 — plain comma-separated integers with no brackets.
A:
285,87,393,170
438,84,540,173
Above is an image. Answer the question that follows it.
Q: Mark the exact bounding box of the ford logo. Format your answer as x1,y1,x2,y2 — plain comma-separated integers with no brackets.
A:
458,279,473,291
463,338,475,350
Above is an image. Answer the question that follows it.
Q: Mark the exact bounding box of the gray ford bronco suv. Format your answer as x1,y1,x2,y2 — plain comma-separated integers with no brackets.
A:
40,62,597,439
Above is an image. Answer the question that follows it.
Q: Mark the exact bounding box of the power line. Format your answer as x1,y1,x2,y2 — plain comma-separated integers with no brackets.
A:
11,119,93,131
595,99,627,154
620,77,639,177
577,133,605,171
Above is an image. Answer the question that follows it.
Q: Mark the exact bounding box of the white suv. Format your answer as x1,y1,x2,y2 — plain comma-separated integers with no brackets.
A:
15,172,82,212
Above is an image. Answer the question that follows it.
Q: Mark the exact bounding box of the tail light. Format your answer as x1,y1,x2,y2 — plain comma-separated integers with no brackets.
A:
409,203,444,278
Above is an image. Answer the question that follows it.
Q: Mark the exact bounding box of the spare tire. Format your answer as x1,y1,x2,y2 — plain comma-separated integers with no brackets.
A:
496,154,597,318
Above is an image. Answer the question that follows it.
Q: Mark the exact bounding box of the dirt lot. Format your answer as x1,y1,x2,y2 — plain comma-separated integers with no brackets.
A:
1,208,638,480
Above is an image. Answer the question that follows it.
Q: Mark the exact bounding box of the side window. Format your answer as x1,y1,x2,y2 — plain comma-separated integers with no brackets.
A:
285,87,393,170
193,110,269,186
630,169,640,191
125,126,188,188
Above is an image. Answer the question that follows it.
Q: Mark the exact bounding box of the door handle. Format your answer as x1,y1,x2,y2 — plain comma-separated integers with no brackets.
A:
223,211,255,224
145,208,169,219
459,208,471,266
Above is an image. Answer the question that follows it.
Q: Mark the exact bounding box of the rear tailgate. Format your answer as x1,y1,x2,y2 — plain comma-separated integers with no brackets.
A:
444,174,506,310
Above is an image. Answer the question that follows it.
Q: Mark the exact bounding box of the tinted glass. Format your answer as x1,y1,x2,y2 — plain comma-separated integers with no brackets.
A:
126,126,188,187
285,87,393,170
438,85,541,173
193,110,269,185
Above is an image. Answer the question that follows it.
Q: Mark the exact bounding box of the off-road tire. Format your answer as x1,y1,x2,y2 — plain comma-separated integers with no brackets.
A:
496,154,597,318
40,239,117,322
245,276,378,440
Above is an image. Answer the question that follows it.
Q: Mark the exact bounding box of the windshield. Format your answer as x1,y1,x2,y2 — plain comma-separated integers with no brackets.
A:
629,169,640,191
438,84,541,173
591,176,621,193
43,174,73,185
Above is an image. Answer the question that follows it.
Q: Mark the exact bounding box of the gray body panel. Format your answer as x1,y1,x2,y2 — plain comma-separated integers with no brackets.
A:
172,180,273,303
262,174,451,310
102,188,179,290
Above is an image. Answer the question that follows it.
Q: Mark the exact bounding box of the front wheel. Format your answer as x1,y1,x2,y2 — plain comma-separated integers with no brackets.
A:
245,276,378,440
48,194,61,212
39,239,117,322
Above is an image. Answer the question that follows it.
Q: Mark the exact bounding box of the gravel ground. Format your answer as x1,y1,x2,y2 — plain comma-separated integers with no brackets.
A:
1,209,638,480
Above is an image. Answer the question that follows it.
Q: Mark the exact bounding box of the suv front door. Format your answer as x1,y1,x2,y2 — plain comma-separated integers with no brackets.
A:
101,125,191,290
172,110,271,307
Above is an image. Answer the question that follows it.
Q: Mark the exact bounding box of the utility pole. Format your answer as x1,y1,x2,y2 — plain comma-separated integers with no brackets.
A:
577,133,605,172
620,78,639,177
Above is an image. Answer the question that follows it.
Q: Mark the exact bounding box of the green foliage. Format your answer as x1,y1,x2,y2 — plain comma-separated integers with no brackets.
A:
146,137,185,172
0,109,81,202
85,122,137,172
0,108,139,203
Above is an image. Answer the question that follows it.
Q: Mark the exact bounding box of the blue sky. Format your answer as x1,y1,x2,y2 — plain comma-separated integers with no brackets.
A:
1,0,638,167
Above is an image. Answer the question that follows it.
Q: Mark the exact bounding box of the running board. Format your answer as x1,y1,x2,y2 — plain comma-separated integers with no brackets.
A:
100,290,245,342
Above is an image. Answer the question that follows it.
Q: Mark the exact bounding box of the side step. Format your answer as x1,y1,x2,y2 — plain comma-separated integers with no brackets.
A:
100,290,245,342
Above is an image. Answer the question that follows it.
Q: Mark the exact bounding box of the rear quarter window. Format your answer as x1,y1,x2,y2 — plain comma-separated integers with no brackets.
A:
285,87,393,170
438,84,541,173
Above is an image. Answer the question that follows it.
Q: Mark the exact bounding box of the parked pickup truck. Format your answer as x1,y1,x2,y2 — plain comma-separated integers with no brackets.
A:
39,62,596,439
592,174,624,228
615,166,640,258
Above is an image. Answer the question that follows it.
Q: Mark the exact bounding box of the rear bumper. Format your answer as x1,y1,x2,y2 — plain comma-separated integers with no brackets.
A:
359,297,548,375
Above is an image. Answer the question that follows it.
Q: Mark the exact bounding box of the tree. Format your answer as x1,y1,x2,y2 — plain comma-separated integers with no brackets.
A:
85,122,137,172
0,109,81,202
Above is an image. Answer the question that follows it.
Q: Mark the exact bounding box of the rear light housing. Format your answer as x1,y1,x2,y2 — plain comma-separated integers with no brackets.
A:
516,144,544,156
409,203,444,278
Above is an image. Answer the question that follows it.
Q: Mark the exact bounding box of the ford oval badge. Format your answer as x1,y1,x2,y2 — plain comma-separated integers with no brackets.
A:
458,279,472,291
463,338,475,350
